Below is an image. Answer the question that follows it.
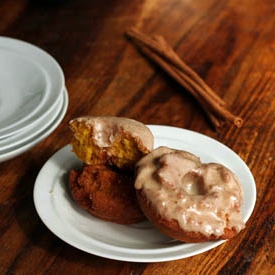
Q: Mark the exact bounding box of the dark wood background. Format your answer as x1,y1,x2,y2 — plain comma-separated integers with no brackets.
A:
0,0,274,274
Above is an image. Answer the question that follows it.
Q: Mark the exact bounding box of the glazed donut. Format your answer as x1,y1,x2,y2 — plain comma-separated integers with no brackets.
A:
135,146,245,243
69,116,154,170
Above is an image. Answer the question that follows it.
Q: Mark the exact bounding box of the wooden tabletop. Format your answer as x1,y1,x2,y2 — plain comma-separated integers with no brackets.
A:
1,0,274,274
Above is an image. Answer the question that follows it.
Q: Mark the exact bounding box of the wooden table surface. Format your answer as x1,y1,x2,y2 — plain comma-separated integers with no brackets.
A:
1,0,274,274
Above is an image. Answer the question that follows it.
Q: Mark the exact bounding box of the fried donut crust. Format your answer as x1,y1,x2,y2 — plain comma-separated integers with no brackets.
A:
136,189,239,243
69,164,145,224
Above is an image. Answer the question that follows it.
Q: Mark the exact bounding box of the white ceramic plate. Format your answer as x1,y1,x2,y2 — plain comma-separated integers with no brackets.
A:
33,126,256,262
0,88,68,163
0,37,64,139
0,87,63,151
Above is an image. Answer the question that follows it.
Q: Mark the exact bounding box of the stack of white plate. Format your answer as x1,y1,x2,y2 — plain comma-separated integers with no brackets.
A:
0,37,68,163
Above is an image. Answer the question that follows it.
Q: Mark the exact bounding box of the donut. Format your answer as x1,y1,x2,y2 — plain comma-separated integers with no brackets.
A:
68,116,153,224
69,116,154,170
69,164,145,224
135,146,245,242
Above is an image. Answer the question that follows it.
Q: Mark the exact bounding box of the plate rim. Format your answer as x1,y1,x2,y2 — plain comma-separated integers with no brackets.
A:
33,125,256,262
0,88,64,151
0,88,68,163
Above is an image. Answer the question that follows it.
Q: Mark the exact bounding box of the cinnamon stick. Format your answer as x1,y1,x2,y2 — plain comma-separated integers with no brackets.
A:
130,30,226,107
125,28,243,129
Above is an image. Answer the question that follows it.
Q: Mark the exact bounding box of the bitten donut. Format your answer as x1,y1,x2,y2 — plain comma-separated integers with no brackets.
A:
69,116,154,170
135,146,245,243
69,116,153,224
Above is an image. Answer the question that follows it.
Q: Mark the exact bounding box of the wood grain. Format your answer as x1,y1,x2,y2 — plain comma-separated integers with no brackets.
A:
0,0,275,274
